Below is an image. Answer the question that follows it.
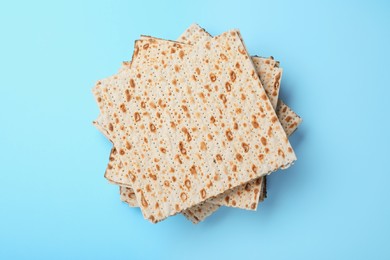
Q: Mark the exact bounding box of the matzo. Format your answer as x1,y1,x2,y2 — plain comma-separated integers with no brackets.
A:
93,30,296,222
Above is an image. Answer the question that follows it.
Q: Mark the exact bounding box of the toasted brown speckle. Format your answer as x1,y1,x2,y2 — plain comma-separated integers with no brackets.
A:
200,189,206,199
129,79,135,88
210,73,216,82
180,192,187,201
229,71,236,82
225,129,233,141
261,137,267,146
242,143,249,153
134,112,140,122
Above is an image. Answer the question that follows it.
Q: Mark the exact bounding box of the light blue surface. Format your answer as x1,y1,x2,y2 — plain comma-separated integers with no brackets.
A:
1,0,389,259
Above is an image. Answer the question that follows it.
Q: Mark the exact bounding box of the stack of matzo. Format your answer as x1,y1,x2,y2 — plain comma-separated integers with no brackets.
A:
92,24,302,223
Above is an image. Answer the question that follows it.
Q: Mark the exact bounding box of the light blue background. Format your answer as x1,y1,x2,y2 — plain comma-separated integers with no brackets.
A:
1,0,389,259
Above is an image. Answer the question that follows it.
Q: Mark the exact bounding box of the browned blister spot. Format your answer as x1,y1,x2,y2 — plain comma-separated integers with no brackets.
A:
285,116,292,122
219,94,227,104
200,189,206,199
252,120,259,128
232,164,237,172
251,203,256,210
158,99,166,108
140,192,148,207
200,141,207,151
174,65,180,72
268,126,273,137
180,192,187,202
146,184,151,192
222,82,232,93
125,89,131,102
274,71,281,89
220,53,228,61
179,50,185,59
108,123,113,132
210,73,216,82
149,123,156,133
143,43,149,50
225,196,230,203
164,180,170,187
210,116,216,124
107,164,113,170
185,179,191,189
238,46,246,55
134,112,140,122
232,200,237,206
129,79,135,88
195,67,200,75
242,143,249,153
216,154,222,162
119,103,126,113
236,108,242,114
181,127,192,142
170,48,176,54
97,97,102,102
205,42,211,50
179,141,186,155
241,94,246,100
278,149,285,158
181,105,188,112
225,129,233,141
271,116,278,123
261,137,267,146
128,172,136,182
149,173,157,181
175,154,182,164
261,94,267,101
252,164,258,173
233,122,238,130
119,149,125,155
229,71,236,82
203,84,211,92
160,147,166,153
288,147,293,153
236,153,243,162
190,165,197,176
